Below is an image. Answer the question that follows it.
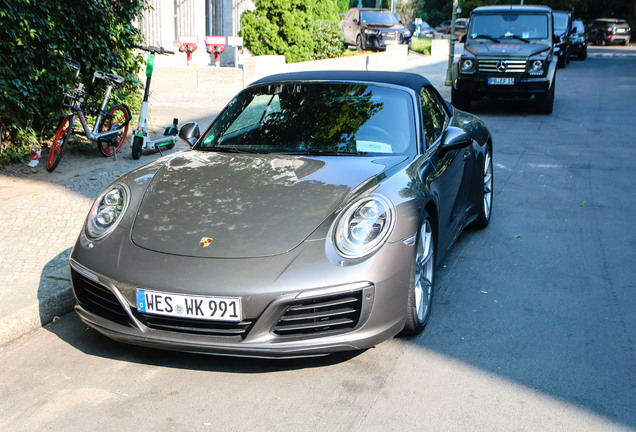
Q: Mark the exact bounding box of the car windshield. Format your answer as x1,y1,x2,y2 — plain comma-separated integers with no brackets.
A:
553,13,569,31
468,13,550,42
197,82,415,156
360,11,400,25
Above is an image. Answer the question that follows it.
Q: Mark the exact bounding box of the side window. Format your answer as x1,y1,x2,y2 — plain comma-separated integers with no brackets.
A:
420,86,449,148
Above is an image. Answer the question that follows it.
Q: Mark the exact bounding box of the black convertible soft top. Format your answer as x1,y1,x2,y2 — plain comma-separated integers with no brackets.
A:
251,70,433,93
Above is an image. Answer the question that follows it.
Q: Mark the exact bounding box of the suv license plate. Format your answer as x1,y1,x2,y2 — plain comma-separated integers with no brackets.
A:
488,77,515,85
136,289,242,322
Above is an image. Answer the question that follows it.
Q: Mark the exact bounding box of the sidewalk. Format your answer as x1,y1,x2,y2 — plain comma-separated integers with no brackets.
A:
0,51,453,346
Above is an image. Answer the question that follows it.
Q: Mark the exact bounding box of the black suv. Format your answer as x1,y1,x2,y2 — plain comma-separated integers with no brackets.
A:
340,8,411,51
569,19,587,60
587,19,631,46
553,10,572,68
452,5,557,114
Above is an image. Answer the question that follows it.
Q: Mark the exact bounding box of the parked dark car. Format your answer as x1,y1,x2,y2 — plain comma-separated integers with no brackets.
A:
452,5,558,114
435,18,469,38
587,18,631,45
69,70,493,358
341,8,411,51
435,20,452,34
409,18,434,38
553,10,572,68
569,18,587,60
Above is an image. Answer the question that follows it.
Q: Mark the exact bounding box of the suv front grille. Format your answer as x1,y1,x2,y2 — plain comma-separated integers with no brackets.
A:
478,59,527,73
273,291,363,336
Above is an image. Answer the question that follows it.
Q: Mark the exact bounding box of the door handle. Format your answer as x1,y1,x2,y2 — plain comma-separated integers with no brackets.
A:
463,150,470,160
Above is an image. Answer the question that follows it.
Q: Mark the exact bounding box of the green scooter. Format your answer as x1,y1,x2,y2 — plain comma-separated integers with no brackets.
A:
132,45,179,159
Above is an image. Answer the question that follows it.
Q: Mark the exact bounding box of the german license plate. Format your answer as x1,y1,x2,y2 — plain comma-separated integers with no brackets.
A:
384,40,398,45
136,289,242,322
488,77,514,85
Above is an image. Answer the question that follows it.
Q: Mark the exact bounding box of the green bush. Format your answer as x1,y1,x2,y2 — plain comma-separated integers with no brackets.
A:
0,0,146,165
240,0,342,63
313,20,346,60
411,37,432,55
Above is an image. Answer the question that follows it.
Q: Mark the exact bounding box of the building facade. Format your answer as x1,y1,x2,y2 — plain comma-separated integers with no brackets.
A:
136,0,255,67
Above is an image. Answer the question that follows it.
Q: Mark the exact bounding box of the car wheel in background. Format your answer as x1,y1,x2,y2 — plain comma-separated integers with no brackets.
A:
535,79,555,114
451,87,471,111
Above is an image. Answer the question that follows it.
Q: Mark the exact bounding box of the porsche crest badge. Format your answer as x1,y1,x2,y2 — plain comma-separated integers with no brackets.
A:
200,237,214,248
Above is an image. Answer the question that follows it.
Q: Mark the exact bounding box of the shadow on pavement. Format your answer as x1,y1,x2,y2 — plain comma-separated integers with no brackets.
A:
44,313,365,373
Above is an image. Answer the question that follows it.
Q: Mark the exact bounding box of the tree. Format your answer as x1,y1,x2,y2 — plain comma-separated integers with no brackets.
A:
241,0,343,63
0,0,146,164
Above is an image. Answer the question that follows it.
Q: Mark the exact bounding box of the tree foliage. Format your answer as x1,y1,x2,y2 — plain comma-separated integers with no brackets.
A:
405,0,635,26
240,0,343,63
0,0,146,163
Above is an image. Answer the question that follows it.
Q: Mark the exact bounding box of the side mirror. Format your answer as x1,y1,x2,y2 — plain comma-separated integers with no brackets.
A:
460,34,467,43
353,18,358,24
439,126,471,154
178,122,200,147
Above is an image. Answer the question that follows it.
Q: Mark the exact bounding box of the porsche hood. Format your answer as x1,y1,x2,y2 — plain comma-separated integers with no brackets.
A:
130,151,403,258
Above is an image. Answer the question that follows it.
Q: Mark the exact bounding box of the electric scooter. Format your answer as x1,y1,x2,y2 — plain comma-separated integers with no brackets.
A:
132,45,179,159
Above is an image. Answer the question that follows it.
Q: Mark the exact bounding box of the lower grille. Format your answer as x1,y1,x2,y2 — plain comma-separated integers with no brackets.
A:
273,291,363,336
71,269,130,326
138,313,253,338
382,32,398,41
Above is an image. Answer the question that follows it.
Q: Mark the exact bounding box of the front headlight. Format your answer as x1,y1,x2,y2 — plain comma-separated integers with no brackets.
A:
364,29,379,36
461,58,475,73
529,59,544,75
334,195,394,259
85,184,129,241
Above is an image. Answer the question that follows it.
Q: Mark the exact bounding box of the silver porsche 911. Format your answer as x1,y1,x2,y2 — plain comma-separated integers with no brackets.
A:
70,70,493,358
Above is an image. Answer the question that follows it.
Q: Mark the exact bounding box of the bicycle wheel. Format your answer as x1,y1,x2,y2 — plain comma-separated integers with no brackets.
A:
47,115,73,172
98,104,131,157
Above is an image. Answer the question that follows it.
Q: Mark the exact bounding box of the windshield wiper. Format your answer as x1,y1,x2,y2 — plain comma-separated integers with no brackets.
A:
203,146,258,154
500,34,531,43
270,149,349,156
470,34,500,43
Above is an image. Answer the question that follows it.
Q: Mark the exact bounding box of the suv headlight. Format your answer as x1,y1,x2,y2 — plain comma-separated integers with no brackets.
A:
461,58,476,74
528,59,544,75
364,29,380,36
334,195,394,259
85,184,129,240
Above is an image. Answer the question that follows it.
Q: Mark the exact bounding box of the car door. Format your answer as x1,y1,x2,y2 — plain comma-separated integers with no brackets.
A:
341,9,358,45
420,86,474,251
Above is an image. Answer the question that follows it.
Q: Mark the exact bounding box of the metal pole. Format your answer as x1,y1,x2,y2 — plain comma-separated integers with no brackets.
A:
444,0,459,86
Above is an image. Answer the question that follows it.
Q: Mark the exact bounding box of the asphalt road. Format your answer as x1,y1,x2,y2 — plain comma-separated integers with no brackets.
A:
0,46,634,431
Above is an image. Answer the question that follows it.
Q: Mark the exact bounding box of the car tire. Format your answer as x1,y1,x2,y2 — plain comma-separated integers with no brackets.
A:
596,36,606,46
356,34,363,51
535,79,555,114
401,213,435,336
471,145,493,229
451,87,471,111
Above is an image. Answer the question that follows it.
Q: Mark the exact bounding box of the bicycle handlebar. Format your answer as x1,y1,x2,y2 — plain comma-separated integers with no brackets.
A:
134,44,175,55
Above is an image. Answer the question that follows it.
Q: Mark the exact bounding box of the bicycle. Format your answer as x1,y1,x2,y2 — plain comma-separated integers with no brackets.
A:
131,45,179,159
47,57,131,172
